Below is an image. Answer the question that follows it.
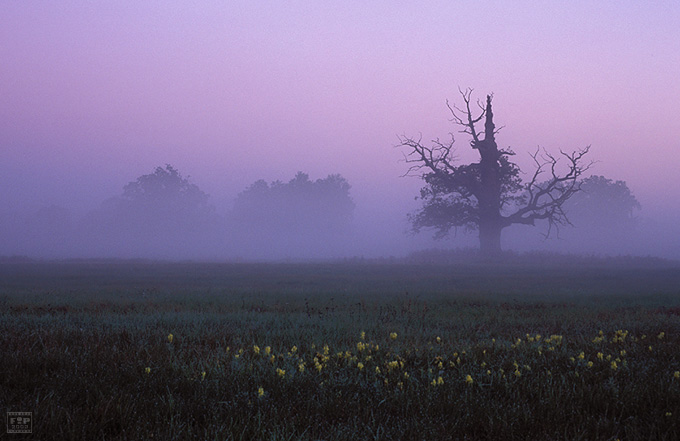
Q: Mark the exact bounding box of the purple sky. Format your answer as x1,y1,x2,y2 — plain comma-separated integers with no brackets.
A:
2,1,679,229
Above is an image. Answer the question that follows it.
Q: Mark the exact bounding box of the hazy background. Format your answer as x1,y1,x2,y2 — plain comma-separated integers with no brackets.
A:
1,1,679,260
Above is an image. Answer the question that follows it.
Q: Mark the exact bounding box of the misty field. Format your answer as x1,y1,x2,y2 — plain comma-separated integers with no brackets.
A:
1,260,680,440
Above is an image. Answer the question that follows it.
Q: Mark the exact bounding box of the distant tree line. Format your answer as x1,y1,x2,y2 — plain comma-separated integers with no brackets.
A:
70,165,355,258
0,157,642,260
232,171,354,234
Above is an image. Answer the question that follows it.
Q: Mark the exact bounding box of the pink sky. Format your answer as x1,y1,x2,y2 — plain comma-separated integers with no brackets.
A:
2,0,679,222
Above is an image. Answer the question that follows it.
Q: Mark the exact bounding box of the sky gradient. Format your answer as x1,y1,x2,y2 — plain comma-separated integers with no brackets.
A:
1,1,679,257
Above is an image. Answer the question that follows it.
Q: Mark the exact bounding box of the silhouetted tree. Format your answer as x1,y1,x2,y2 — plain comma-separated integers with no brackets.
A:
81,165,217,255
563,175,640,229
400,89,592,256
120,164,212,221
232,172,354,235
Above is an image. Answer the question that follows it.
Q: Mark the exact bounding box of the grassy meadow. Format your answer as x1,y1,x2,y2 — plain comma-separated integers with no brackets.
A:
1,259,680,440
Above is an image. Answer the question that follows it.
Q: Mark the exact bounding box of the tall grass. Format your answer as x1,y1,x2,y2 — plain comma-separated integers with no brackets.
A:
1,261,679,440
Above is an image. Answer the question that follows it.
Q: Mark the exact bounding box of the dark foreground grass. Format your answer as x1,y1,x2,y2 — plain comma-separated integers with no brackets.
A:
1,261,679,440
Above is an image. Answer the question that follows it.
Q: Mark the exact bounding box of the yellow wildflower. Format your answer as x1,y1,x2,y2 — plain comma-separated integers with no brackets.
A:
610,361,618,370
673,371,680,379
465,375,473,385
298,363,305,373
167,334,174,343
436,336,441,344
357,362,364,371
253,345,260,355
666,412,672,417
437,376,444,385
360,331,366,340
291,346,297,353
201,371,206,381
375,366,381,374
264,346,271,355
144,367,151,374
276,368,286,378
390,332,398,340
587,361,593,368
258,387,264,398
658,332,665,339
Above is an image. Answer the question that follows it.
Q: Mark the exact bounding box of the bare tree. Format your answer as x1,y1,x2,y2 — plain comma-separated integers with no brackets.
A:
400,89,593,256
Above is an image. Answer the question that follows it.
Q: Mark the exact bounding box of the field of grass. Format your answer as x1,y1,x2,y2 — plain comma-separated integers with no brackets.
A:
1,260,680,440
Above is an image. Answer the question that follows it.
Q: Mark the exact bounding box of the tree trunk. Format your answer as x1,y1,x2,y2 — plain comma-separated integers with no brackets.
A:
476,95,503,258
479,221,502,257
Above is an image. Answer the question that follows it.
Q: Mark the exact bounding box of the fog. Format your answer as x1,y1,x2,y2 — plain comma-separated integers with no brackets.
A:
1,2,679,262
1,167,678,261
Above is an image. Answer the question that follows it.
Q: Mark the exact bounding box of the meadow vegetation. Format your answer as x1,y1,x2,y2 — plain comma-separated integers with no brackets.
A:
1,259,679,440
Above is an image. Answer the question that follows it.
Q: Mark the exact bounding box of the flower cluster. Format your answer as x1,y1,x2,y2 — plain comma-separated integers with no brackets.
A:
150,327,676,419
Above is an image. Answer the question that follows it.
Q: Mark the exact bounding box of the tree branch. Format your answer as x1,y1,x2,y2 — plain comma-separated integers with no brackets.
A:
398,133,481,198
503,146,593,233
